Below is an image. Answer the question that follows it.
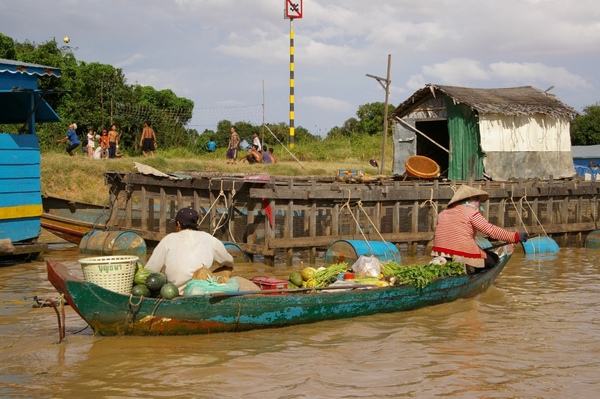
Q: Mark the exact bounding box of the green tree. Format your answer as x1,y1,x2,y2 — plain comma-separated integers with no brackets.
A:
356,102,395,136
326,117,361,138
0,33,16,59
571,104,600,145
3,34,196,153
2,33,325,154
326,102,395,138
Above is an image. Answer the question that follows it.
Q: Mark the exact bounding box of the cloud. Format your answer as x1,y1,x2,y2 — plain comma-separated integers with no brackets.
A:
409,59,592,92
2,0,599,133
422,59,490,86
489,62,592,90
114,53,147,68
300,95,354,114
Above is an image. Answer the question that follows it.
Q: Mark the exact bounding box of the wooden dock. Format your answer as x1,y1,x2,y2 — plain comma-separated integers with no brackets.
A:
102,171,600,265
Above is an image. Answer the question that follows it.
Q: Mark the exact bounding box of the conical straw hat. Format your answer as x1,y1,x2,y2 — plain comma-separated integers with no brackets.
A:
448,185,489,206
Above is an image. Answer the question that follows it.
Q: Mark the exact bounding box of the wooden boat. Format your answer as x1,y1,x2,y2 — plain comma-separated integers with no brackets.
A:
46,246,513,336
41,195,110,244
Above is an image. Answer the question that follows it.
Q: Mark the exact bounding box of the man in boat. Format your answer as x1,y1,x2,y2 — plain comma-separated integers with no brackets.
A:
431,185,528,273
144,207,234,293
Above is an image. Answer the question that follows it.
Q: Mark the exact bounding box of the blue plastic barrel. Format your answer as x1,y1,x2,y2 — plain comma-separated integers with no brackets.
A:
585,230,600,250
79,230,147,262
222,241,250,263
521,236,560,254
325,240,401,265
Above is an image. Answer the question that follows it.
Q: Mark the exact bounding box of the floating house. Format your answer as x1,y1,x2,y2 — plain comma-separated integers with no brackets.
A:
392,84,579,181
0,58,62,263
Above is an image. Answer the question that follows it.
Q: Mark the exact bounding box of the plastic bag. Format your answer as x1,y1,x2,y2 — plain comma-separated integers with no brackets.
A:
183,277,240,296
351,255,382,278
429,256,447,265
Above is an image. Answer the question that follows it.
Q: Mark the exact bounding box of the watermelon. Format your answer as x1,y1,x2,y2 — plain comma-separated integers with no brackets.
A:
131,284,151,297
160,283,179,300
146,273,167,291
134,268,153,285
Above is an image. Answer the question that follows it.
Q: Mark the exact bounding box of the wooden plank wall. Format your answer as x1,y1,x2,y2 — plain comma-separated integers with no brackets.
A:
105,172,600,265
0,133,43,243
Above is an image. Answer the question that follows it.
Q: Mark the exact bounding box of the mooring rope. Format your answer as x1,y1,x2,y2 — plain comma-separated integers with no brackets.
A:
125,293,143,331
4,295,66,347
508,189,551,238
419,188,439,218
226,181,238,243
356,200,397,255
211,181,229,235
197,179,230,236
340,190,372,252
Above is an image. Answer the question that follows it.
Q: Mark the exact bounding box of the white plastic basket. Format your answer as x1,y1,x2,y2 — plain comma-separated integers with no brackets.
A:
79,255,139,294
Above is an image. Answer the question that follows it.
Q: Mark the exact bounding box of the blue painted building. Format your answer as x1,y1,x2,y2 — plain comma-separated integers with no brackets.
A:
0,58,61,262
572,145,600,181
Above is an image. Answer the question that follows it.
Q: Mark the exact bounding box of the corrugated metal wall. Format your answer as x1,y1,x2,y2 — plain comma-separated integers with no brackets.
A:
445,98,484,180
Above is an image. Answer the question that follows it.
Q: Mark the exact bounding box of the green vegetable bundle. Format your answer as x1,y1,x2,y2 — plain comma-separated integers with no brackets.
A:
381,260,465,289
313,262,350,288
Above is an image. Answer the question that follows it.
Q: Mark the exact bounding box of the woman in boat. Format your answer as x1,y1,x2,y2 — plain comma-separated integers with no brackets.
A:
144,207,234,293
431,185,528,273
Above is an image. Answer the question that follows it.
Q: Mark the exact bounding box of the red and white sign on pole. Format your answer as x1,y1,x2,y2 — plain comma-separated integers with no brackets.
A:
284,0,303,19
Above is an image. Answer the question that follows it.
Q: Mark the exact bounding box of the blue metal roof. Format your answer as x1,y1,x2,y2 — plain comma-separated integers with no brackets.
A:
0,59,62,125
0,58,61,78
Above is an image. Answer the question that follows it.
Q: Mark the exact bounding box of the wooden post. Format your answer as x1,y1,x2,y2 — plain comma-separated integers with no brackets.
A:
332,203,339,236
366,54,392,177
141,186,148,231
159,187,167,234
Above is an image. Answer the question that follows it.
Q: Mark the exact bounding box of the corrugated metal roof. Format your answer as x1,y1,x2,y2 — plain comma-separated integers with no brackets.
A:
572,145,600,159
0,58,61,77
393,84,578,119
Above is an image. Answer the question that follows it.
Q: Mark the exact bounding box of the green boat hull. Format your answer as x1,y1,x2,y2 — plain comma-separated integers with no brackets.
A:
47,251,511,336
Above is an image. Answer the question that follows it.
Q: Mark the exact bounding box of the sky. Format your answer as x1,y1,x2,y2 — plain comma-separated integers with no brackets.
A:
2,0,599,137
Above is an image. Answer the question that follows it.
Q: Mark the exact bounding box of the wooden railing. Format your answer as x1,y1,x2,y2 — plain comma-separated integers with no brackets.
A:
104,172,600,265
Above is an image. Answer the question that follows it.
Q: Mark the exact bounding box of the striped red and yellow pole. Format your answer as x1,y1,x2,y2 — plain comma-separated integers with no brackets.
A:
289,18,295,148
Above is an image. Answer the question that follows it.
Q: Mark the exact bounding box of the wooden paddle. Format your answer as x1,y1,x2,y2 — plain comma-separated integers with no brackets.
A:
486,233,539,250
210,283,378,297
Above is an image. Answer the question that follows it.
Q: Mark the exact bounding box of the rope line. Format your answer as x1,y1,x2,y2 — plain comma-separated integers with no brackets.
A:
197,179,230,236
356,200,397,255
340,190,370,248
340,190,397,256
420,188,439,217
226,181,238,243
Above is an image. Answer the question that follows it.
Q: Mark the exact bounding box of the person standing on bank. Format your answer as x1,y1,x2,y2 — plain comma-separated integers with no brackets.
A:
226,125,240,164
144,208,234,294
56,123,80,156
252,131,261,149
140,121,157,158
107,124,119,159
432,185,528,273
86,129,95,158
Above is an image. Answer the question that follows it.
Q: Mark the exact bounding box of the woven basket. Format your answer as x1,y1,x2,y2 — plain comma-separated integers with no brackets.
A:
79,255,139,294
405,155,440,179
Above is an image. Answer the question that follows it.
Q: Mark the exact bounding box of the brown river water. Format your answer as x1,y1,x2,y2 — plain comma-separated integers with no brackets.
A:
0,232,599,399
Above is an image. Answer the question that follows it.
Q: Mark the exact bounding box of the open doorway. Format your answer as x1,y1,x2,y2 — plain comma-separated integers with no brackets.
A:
415,120,449,177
